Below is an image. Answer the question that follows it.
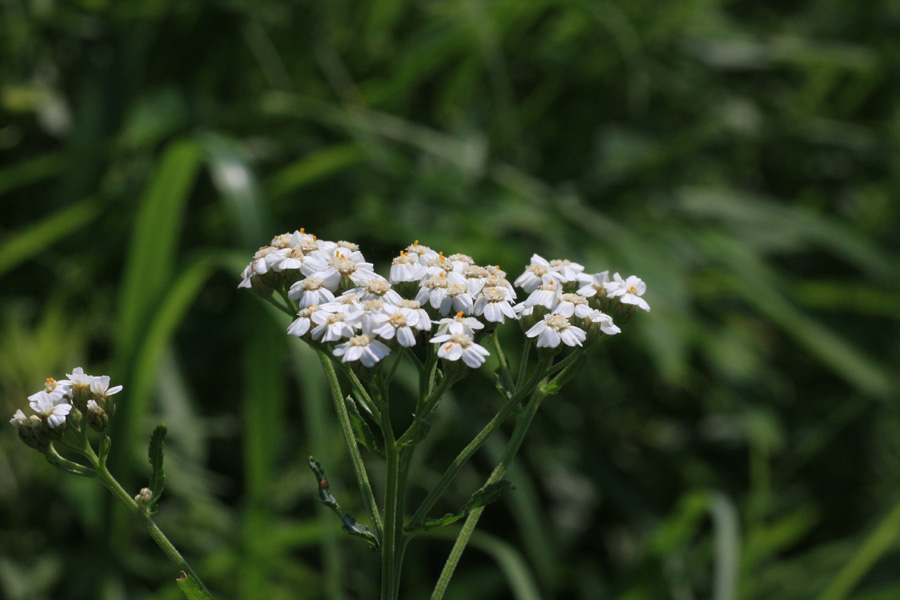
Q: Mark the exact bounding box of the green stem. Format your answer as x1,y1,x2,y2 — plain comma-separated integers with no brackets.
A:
408,357,551,531
430,355,580,600
396,372,456,447
407,392,520,531
430,385,547,600
317,350,384,539
492,333,514,393
381,418,402,600
820,496,900,600
262,291,295,316
95,462,212,596
66,429,212,596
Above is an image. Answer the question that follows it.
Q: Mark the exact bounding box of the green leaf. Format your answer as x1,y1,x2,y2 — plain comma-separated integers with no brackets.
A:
343,395,383,458
339,513,379,549
176,572,216,599
414,480,515,531
308,456,379,549
308,456,341,516
148,423,167,513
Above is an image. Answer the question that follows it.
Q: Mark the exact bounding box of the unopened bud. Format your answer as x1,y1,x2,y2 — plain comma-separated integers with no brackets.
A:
87,400,109,432
135,487,153,511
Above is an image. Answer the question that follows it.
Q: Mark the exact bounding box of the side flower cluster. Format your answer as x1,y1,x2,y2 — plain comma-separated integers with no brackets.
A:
10,367,123,452
239,231,650,369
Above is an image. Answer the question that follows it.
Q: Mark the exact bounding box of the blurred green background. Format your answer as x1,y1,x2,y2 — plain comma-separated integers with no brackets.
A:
2,1,899,598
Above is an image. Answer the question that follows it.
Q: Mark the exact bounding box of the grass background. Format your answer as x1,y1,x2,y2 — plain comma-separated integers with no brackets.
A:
2,0,899,598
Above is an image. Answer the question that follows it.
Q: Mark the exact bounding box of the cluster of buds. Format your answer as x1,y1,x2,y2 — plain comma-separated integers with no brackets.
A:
9,367,123,452
240,231,650,368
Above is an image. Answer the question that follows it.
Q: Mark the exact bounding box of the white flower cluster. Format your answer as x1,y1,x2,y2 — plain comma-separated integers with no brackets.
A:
240,232,650,369
10,367,123,451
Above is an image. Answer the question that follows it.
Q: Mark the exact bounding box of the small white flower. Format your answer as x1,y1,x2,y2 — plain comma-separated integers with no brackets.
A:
28,391,72,428
423,254,458,278
483,276,516,301
333,335,391,367
370,305,420,347
436,312,484,338
485,265,507,279
349,277,403,305
446,253,475,273
461,265,490,295
288,276,337,307
430,333,490,368
65,367,93,387
390,251,427,284
522,278,563,311
357,299,388,332
441,283,475,316
606,273,650,312
405,241,440,265
288,306,321,337
585,309,621,335
553,293,594,319
576,271,610,298
10,409,27,428
272,247,306,272
310,311,357,342
525,314,586,348
396,300,433,331
27,385,68,407
473,286,518,323
416,273,451,310
90,375,123,398
270,229,315,249
548,258,585,283
514,254,552,293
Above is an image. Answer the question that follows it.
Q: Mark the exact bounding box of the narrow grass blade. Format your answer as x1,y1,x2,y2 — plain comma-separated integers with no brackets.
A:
0,197,102,277
116,138,202,358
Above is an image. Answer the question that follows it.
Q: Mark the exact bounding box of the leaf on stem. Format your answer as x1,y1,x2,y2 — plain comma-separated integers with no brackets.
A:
412,480,516,531
344,395,384,458
308,456,380,549
542,352,587,395
494,370,513,400
176,571,216,599
148,423,167,513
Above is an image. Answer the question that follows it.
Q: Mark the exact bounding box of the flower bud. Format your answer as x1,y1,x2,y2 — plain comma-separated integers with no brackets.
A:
87,400,109,432
135,487,153,512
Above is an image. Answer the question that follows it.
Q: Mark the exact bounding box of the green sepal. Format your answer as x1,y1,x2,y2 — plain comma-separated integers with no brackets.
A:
176,571,216,599
344,395,384,458
308,456,380,549
411,480,516,531
148,423,167,513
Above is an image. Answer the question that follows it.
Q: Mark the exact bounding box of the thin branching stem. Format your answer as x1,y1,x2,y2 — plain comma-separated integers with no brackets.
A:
316,350,384,540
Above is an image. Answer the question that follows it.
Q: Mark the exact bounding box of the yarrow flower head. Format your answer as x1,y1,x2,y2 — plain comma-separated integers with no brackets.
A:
240,230,648,376
11,367,125,452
